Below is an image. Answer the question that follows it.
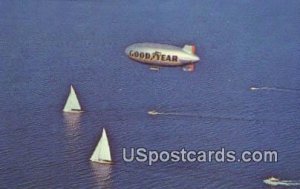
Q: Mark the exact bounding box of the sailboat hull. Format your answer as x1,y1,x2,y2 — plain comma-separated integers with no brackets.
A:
90,159,113,164
68,109,83,112
63,110,83,113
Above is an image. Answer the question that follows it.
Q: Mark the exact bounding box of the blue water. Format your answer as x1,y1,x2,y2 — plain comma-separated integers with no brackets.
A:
0,0,300,188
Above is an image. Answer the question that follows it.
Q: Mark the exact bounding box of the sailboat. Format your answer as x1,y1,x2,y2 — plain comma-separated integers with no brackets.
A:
63,85,82,113
90,128,112,164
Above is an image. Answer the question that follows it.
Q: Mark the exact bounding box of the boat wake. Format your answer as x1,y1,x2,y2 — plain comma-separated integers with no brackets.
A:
266,180,300,186
147,110,197,117
279,180,300,186
264,177,300,186
250,86,300,93
147,110,258,122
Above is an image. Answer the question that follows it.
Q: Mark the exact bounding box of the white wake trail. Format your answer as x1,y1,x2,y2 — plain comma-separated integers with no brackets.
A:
250,86,300,93
147,110,197,116
276,180,300,186
147,111,257,122
264,179,300,186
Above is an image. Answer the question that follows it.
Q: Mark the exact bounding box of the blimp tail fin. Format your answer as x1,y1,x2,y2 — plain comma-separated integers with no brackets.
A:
182,45,196,54
182,63,195,72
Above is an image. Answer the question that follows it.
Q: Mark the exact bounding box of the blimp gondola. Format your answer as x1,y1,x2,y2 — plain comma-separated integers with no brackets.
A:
125,43,200,72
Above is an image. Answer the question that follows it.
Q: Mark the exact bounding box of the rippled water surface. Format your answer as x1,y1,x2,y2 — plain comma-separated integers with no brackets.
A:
0,0,299,188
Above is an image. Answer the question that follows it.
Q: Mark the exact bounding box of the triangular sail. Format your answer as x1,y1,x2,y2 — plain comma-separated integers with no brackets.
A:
90,128,112,163
182,45,196,54
63,85,82,112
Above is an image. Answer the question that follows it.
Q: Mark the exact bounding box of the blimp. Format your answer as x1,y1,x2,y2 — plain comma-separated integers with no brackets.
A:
125,43,200,72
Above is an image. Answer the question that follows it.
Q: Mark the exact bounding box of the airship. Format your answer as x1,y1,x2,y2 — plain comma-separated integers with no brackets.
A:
125,43,200,72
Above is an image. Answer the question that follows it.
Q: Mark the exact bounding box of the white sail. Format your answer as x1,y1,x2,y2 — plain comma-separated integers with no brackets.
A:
90,128,112,163
63,85,82,112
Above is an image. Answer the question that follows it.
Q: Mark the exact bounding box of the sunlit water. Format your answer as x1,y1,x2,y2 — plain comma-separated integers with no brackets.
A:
0,0,299,188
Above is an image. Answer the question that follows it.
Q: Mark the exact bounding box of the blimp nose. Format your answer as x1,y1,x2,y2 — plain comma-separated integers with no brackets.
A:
125,46,132,55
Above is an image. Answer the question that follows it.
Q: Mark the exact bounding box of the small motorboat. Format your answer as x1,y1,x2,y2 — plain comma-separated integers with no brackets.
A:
263,177,280,186
250,86,259,91
149,66,160,71
147,110,159,115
